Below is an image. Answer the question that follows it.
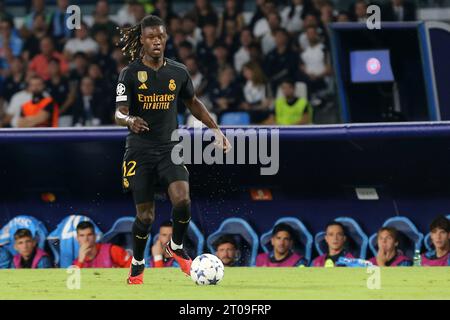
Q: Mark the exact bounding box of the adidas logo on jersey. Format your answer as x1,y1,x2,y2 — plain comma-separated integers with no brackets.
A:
139,83,148,90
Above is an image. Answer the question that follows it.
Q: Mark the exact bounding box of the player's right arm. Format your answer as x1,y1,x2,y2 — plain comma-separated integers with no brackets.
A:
114,67,149,133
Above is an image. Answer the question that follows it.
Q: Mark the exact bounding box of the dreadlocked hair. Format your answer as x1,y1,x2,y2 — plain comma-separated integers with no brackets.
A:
118,15,165,62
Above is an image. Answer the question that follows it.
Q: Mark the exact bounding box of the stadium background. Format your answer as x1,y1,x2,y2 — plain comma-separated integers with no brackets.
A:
1,0,450,269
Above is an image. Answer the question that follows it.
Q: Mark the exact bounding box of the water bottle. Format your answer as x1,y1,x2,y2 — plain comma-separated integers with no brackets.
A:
413,249,422,267
336,257,373,267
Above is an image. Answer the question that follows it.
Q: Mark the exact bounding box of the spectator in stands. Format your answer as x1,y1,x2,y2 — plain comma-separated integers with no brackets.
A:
90,0,119,39
299,26,332,95
117,0,138,27
185,55,209,104
0,0,13,23
64,22,99,59
16,76,58,128
249,0,266,31
218,0,245,37
210,66,241,116
311,221,354,267
253,0,278,39
0,75,34,127
214,235,239,267
234,28,253,73
211,43,231,79
28,36,69,81
256,223,308,267
92,28,116,78
48,0,73,50
381,0,417,22
153,0,177,23
177,41,195,64
182,13,203,49
22,13,50,61
46,57,74,126
196,22,219,74
281,0,306,34
72,76,106,126
22,0,49,32
0,245,11,269
260,11,282,55
68,51,89,87
190,0,219,28
269,78,312,125
240,61,273,124
1,57,26,103
150,221,177,267
131,2,147,26
368,227,412,266
73,221,132,268
264,28,299,93
0,18,23,73
351,0,369,22
298,13,321,50
320,1,336,26
220,18,241,58
337,11,351,22
248,43,263,67
168,15,182,35
12,229,52,269
422,215,450,266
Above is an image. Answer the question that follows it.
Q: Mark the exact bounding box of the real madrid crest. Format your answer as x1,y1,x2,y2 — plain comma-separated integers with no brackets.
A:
169,79,176,91
137,71,148,83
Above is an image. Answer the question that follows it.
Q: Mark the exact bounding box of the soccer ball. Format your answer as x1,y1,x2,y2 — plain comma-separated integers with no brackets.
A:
190,254,224,285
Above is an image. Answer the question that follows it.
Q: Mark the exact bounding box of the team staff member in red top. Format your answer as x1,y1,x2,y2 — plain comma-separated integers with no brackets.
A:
73,221,132,268
17,76,58,127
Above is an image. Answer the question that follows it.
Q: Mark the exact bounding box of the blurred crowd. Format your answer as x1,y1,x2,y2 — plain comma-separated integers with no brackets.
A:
0,0,418,127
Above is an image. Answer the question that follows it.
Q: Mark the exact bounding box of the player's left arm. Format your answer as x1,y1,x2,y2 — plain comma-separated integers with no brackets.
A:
184,96,231,152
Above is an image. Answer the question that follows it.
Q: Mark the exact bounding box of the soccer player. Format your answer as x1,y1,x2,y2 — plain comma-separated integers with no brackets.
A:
422,215,450,266
256,223,308,267
368,227,412,266
12,229,52,269
311,221,354,267
73,221,132,268
115,15,231,284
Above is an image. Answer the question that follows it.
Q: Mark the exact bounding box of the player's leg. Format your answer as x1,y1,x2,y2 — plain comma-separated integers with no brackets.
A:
167,180,191,248
156,152,192,275
165,180,193,275
129,201,154,274
123,149,156,284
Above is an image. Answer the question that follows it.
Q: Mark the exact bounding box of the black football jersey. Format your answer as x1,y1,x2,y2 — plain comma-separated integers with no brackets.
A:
116,58,194,149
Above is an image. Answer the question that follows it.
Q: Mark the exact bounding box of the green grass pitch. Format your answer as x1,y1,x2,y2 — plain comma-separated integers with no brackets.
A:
0,267,449,300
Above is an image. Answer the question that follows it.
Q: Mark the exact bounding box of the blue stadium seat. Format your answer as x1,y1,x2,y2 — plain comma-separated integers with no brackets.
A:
314,217,369,259
207,218,259,266
368,216,424,259
0,245,12,269
0,215,48,255
260,217,313,263
102,217,137,256
219,112,251,125
423,214,450,252
147,220,204,265
47,215,103,268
